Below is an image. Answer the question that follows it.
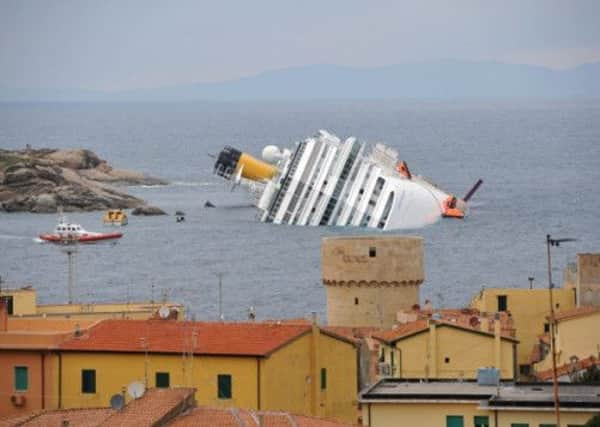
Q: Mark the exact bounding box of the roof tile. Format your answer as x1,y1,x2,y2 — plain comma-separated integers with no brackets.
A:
60,319,312,356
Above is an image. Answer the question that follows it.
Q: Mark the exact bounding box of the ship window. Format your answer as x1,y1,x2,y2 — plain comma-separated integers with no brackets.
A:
369,247,376,257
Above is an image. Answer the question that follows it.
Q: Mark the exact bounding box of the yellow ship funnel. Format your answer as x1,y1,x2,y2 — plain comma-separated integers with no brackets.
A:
237,153,278,181
214,146,278,182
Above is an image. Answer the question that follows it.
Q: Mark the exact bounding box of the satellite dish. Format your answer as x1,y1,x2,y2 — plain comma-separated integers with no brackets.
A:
158,305,170,319
127,381,146,399
109,393,125,410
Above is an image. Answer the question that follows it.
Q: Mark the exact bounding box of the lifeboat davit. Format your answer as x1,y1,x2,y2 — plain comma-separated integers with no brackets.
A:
39,216,123,244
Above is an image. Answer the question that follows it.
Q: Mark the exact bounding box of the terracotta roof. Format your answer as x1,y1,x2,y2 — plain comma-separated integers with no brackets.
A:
529,343,543,364
99,388,195,426
536,355,600,381
372,320,518,344
60,319,312,356
0,408,113,427
553,306,600,322
372,320,429,343
321,326,381,345
168,407,357,427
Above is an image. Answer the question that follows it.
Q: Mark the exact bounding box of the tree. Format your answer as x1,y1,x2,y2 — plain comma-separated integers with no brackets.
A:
575,364,600,385
584,413,600,427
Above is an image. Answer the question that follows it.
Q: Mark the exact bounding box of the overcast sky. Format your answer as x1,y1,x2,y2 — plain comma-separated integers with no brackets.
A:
1,0,599,91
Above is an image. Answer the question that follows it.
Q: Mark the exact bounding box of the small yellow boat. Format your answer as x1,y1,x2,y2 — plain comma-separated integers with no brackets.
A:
103,209,128,226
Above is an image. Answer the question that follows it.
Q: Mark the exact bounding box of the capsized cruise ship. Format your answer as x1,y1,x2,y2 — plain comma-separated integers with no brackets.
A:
213,130,482,230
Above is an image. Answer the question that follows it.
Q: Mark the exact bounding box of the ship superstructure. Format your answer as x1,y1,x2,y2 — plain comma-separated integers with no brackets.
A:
214,130,481,230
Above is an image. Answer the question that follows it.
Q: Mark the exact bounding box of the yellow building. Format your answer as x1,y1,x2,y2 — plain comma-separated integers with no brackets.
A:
0,286,184,320
534,307,600,378
373,319,517,381
56,318,358,423
360,379,599,427
469,287,576,375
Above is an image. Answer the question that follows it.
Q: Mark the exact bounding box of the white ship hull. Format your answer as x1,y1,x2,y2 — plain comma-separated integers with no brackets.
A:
214,130,478,230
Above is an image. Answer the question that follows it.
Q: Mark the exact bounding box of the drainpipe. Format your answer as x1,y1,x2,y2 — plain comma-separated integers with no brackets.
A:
41,353,45,409
256,358,261,410
428,321,437,379
494,318,501,374
58,353,62,409
0,299,8,331
310,312,320,417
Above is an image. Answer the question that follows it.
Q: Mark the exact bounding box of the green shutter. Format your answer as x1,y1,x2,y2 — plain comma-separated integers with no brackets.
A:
320,368,327,390
474,416,489,427
510,424,529,427
217,374,232,399
14,366,28,391
540,424,557,427
81,369,96,393
446,415,464,427
156,372,170,388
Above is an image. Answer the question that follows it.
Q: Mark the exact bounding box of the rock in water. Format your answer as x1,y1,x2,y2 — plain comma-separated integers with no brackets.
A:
131,205,167,216
0,148,167,213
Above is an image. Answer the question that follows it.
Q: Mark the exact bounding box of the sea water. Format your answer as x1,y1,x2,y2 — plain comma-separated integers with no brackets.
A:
0,99,599,321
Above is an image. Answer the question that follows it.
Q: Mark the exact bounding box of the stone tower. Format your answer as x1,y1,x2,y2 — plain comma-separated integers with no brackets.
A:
321,236,424,328
575,253,600,307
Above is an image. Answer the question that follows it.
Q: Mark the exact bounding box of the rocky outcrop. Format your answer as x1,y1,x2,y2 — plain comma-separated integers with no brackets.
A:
131,205,167,216
0,148,168,213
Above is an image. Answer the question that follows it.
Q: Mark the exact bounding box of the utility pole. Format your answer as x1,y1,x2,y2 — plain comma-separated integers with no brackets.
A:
62,246,78,304
546,234,577,427
215,273,224,321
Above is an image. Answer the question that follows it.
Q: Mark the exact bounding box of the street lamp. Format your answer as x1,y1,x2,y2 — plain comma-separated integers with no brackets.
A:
546,234,577,427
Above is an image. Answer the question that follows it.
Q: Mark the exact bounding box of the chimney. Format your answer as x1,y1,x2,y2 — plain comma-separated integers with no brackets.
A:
0,299,8,332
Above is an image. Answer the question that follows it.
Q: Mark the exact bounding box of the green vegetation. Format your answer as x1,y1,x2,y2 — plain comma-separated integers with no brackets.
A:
0,152,24,170
585,413,600,427
575,364,600,385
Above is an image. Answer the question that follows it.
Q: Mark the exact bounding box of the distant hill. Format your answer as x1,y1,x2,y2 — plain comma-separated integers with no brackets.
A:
2,60,600,102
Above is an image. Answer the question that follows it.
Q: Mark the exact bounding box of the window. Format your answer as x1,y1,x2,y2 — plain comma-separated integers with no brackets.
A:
217,374,232,399
379,347,385,362
369,247,376,257
155,372,170,388
320,368,327,390
354,297,359,305
390,351,395,370
81,369,96,394
519,364,531,376
446,415,464,427
539,424,556,427
474,416,489,427
14,366,28,391
497,295,508,311
510,424,529,427
444,357,451,364
544,323,550,333
1,296,14,315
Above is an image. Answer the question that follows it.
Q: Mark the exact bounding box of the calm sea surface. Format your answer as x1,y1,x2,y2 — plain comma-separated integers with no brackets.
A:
1,100,599,321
